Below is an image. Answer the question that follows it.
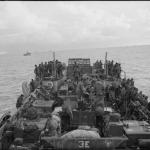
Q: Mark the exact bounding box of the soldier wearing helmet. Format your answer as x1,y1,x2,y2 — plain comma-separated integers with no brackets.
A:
76,74,91,101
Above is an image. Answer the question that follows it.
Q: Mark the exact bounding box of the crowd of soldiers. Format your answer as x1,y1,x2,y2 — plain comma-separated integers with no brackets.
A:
105,77,150,120
93,60,104,74
18,59,150,123
93,60,121,78
70,60,150,122
34,60,65,79
16,59,150,137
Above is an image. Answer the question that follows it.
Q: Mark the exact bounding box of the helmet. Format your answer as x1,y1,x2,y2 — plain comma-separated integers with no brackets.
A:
47,81,53,89
82,74,89,80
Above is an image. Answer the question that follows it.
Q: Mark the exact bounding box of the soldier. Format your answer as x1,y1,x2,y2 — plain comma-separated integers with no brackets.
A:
117,63,121,78
107,61,111,76
93,81,105,116
73,66,81,84
120,86,126,115
138,91,148,107
38,64,43,78
30,79,35,92
48,61,53,76
147,102,150,111
92,80,111,137
34,65,39,77
40,62,44,78
73,61,78,71
73,62,79,79
76,74,90,101
110,60,114,76
109,85,116,104
52,92,64,111
44,62,48,77
99,60,103,70
113,63,118,78
56,62,63,78
130,78,134,86
16,94,24,109
44,114,61,137
1,119,15,150
67,79,76,94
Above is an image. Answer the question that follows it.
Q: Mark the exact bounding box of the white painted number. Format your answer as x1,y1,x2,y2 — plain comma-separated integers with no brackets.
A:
85,141,90,148
78,141,90,148
78,141,84,148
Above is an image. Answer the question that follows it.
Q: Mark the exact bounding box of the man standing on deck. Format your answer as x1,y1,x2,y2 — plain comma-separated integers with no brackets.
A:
30,79,35,92
16,94,24,109
76,74,90,101
73,66,81,84
44,62,48,77
48,61,53,76
73,61,78,71
34,65,39,78
56,61,63,78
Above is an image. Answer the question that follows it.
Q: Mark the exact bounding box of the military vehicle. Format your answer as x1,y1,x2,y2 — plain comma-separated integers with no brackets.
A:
0,53,150,150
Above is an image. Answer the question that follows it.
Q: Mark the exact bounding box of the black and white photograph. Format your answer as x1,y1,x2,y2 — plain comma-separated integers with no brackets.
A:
0,1,150,150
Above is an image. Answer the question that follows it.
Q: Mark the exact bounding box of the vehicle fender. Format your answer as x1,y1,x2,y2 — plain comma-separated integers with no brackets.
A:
138,139,150,148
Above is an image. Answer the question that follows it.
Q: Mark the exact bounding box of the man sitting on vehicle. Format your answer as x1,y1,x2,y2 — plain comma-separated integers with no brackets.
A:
43,114,61,137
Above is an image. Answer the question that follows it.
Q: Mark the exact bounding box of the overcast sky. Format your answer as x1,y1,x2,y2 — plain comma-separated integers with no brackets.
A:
1,1,150,53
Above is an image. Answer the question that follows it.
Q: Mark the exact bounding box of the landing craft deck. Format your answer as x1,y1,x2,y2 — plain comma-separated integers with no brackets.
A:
0,54,150,150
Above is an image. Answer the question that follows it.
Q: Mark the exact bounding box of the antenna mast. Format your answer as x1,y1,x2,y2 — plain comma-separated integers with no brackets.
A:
53,51,56,78
104,52,108,78
104,52,108,110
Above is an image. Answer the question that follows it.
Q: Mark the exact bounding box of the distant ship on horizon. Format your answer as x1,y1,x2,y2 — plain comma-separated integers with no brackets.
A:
23,51,31,56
